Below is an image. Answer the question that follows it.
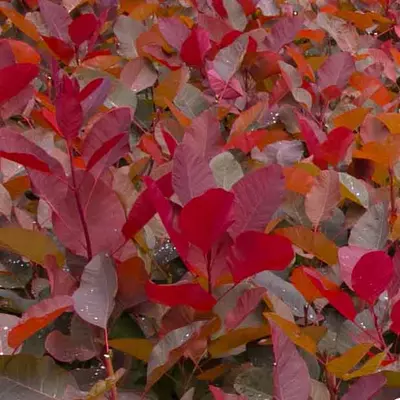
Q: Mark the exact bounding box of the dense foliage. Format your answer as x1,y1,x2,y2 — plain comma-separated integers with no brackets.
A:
1,0,400,398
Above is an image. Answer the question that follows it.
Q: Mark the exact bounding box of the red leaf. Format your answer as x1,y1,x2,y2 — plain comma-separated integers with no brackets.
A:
0,151,50,173
122,172,173,239
224,287,266,330
180,188,234,253
68,13,98,46
146,280,216,311
209,386,246,400
318,127,354,166
229,164,285,238
390,300,400,334
8,295,73,348
172,138,217,205
55,77,83,141
228,231,294,283
0,63,38,105
303,267,357,321
86,133,125,171
42,36,75,64
78,78,103,101
352,251,393,304
181,27,211,68
138,133,165,165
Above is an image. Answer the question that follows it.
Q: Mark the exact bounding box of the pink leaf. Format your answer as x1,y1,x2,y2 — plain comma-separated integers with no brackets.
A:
318,52,355,92
228,164,285,238
352,251,393,304
72,253,117,329
270,320,311,400
82,107,132,176
342,374,386,400
225,287,266,330
207,69,244,100
80,77,111,118
209,386,247,400
305,170,341,228
0,85,35,120
120,57,158,93
68,13,98,46
172,138,217,205
38,0,72,43
158,17,190,51
144,44,182,70
0,63,39,105
181,27,211,68
185,108,224,162
146,280,216,311
179,188,234,253
43,255,77,296
122,172,173,239
228,231,294,283
303,268,357,321
338,246,371,290
8,295,74,348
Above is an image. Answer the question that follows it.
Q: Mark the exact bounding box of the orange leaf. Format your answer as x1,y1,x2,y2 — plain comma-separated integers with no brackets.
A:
333,108,371,131
295,29,326,43
376,113,400,134
130,2,158,20
286,46,315,81
0,7,41,42
275,226,338,265
390,48,400,66
290,267,322,302
81,55,122,71
3,175,30,199
353,138,400,167
8,296,73,348
283,166,314,195
197,363,233,381
7,39,41,64
154,68,187,108
164,98,191,128
335,10,374,30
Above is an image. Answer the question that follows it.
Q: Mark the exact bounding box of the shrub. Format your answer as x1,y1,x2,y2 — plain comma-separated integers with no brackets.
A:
0,0,399,399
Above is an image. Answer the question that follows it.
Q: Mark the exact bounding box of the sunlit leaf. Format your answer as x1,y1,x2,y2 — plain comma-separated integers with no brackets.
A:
109,338,153,362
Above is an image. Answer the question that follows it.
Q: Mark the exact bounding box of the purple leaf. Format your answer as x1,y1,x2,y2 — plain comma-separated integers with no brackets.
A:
228,164,285,238
158,17,190,51
120,57,158,93
38,0,72,43
318,52,355,91
342,374,386,400
270,320,311,400
72,253,117,329
172,137,217,205
264,16,304,52
80,78,111,119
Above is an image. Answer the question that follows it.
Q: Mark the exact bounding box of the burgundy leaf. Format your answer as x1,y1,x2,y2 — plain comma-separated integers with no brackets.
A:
146,280,216,311
228,231,294,283
55,78,83,141
8,295,74,348
0,63,39,105
172,137,217,205
270,320,311,400
73,253,117,329
228,164,285,238
53,170,126,257
224,287,266,331
352,251,393,304
181,27,211,68
390,300,400,334
68,13,98,46
179,188,234,253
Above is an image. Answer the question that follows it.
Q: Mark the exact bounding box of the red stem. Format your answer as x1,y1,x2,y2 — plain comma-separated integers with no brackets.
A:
389,167,397,223
104,328,118,400
68,147,93,260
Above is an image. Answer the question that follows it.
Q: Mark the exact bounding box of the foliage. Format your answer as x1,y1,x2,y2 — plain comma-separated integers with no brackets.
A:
0,0,400,399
